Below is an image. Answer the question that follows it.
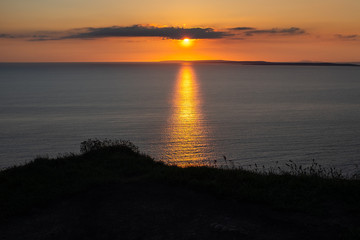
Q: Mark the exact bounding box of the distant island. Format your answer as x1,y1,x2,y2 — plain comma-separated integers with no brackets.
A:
161,60,360,67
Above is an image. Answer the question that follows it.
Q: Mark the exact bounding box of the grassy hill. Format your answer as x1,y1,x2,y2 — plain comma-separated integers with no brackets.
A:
1,139,359,239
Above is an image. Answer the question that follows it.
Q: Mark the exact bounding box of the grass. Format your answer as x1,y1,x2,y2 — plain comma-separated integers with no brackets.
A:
1,139,360,221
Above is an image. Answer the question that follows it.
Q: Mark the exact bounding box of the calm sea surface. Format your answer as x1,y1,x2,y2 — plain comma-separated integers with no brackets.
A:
1,63,360,173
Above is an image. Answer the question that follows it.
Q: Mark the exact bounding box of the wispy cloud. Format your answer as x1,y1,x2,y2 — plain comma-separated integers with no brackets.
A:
335,34,359,41
0,33,16,38
229,27,255,31
0,33,53,40
244,27,305,36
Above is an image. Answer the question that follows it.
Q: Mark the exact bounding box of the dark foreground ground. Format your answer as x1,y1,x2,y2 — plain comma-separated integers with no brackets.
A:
1,181,359,240
1,141,359,239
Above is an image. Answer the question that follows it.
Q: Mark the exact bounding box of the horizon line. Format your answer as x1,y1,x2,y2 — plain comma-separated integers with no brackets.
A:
1,59,360,63
0,60,359,66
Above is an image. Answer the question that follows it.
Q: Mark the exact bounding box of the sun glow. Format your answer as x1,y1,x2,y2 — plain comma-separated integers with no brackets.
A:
181,38,193,47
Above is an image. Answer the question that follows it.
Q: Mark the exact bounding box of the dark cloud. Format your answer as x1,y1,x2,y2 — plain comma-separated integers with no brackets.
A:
244,27,305,36
47,25,231,40
335,34,359,40
229,27,255,31
3,25,308,42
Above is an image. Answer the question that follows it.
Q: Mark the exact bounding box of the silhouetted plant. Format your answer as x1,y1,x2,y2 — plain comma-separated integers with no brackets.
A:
80,138,139,154
240,159,350,179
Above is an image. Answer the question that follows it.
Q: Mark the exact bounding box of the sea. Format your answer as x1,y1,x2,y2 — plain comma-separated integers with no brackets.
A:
1,62,360,174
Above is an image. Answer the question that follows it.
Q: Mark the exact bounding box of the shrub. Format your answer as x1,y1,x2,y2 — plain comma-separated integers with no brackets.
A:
80,138,139,154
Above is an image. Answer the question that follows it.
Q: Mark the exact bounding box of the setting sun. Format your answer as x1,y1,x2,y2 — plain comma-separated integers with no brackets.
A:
181,38,193,47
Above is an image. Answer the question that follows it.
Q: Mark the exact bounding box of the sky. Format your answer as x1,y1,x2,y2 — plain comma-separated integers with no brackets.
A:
1,0,359,62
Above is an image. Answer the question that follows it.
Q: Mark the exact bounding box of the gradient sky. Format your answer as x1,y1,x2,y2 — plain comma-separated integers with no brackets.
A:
1,0,359,62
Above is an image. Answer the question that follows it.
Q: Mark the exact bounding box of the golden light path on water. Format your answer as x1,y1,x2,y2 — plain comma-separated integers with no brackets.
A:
163,64,211,167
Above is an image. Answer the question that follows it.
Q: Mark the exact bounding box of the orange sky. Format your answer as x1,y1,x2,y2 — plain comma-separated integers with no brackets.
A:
1,0,359,62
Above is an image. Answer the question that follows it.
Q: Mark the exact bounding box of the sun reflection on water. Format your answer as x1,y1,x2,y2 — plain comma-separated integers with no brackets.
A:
164,64,211,167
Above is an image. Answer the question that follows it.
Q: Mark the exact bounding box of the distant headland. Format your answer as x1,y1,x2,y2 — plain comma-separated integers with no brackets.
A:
160,60,360,67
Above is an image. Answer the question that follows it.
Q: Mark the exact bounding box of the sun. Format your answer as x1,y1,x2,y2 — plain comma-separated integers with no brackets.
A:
181,38,193,47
